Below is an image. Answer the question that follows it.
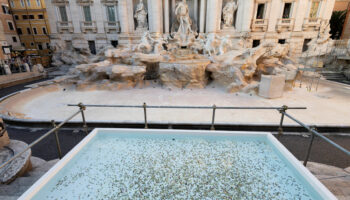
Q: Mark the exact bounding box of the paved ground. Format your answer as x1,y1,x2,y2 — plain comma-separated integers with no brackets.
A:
0,78,51,97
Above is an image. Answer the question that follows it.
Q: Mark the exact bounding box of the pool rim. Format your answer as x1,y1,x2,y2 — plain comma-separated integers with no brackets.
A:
18,128,337,200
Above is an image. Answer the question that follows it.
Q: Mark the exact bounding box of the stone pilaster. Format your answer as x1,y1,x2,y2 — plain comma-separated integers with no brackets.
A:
293,0,308,32
238,0,254,32
267,0,281,32
205,0,222,33
118,0,130,33
163,0,170,33
199,0,206,33
148,0,163,34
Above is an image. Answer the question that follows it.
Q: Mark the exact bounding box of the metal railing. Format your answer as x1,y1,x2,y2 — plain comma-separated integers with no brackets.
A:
1,102,349,171
67,103,306,131
0,103,88,170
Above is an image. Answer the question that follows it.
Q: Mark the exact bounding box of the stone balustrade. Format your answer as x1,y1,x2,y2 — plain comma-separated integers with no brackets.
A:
80,21,97,33
57,21,74,33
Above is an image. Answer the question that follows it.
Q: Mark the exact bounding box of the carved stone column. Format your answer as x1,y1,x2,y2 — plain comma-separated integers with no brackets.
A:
148,0,163,34
293,0,308,32
267,0,281,32
118,0,130,33
199,0,206,33
163,0,170,33
205,0,222,33
238,0,254,32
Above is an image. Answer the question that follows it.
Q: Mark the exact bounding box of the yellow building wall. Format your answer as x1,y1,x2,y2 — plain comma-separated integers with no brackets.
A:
10,0,51,66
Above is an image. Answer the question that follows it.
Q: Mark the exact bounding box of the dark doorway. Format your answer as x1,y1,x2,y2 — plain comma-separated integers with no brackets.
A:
111,40,118,48
252,40,260,48
88,40,96,54
302,39,312,52
278,39,286,44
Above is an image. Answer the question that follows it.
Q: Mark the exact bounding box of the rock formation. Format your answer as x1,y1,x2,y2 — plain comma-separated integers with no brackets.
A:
51,30,303,98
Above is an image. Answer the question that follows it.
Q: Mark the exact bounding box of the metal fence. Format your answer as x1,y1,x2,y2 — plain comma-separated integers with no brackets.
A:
0,103,349,172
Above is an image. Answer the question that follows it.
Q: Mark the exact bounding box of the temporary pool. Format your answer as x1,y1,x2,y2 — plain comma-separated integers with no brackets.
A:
20,129,336,199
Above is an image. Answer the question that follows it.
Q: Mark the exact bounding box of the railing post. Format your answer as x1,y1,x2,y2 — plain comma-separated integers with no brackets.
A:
303,127,316,166
211,104,216,130
78,102,88,135
143,102,148,129
51,120,62,159
277,105,288,138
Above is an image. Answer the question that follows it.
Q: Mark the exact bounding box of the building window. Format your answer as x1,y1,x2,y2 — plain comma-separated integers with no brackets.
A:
309,1,320,18
20,0,25,7
27,27,31,34
26,0,30,6
38,43,43,50
282,3,292,19
21,43,25,47
2,5,10,14
10,0,14,8
12,36,17,42
278,39,286,44
29,15,34,19
14,15,19,20
256,3,265,19
42,27,47,34
253,40,260,48
88,40,96,54
8,22,14,30
22,15,28,19
33,27,37,34
111,40,118,47
106,6,116,22
58,6,68,22
36,0,41,6
83,6,92,22
302,38,312,52
38,14,44,19
46,43,50,49
30,42,34,46
17,28,22,35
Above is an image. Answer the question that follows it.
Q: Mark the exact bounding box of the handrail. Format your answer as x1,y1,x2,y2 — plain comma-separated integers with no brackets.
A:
0,109,83,170
67,104,307,110
284,112,350,156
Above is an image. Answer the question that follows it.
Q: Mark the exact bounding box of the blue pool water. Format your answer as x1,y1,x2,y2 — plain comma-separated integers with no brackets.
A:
32,131,323,199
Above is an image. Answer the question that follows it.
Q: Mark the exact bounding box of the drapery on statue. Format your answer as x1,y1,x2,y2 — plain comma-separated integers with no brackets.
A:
134,0,148,29
175,0,193,35
222,0,238,28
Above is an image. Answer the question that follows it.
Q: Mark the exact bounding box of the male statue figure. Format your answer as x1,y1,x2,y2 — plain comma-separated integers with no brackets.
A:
175,0,193,35
222,0,238,28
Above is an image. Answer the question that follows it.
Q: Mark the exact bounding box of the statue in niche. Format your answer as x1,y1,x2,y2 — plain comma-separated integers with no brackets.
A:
222,0,238,28
134,0,148,30
171,0,197,46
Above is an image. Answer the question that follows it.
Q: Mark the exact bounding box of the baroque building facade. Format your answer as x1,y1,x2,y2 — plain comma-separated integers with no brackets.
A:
45,0,336,56
9,0,51,66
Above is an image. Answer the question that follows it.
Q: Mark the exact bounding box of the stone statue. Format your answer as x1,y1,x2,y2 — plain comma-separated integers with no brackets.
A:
171,0,196,46
175,0,193,35
218,36,233,55
134,0,148,30
136,31,153,53
222,0,238,28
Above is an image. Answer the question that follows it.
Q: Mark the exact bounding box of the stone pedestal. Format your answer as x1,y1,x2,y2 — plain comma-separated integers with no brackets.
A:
0,119,10,148
258,75,285,99
159,59,211,88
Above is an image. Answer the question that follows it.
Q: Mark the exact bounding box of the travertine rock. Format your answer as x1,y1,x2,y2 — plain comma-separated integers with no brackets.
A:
258,75,285,99
68,61,146,90
0,119,10,148
0,140,31,184
159,59,210,88
207,63,247,92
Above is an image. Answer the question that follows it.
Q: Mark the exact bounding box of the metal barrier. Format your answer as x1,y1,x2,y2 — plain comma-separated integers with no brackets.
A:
0,104,88,170
0,102,349,171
